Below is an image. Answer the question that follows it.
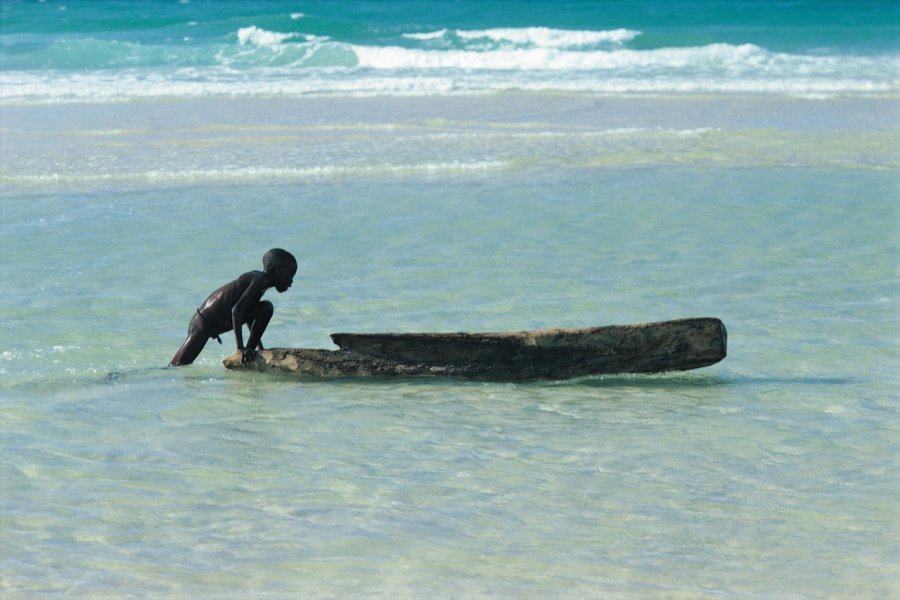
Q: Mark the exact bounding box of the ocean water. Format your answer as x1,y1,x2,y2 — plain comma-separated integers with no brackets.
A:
2,1,899,598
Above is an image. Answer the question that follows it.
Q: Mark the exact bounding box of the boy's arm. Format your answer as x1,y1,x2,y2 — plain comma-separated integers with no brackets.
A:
231,273,269,354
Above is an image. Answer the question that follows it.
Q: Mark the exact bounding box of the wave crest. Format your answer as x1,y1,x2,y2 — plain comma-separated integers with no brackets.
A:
2,24,896,101
403,27,641,49
236,26,326,47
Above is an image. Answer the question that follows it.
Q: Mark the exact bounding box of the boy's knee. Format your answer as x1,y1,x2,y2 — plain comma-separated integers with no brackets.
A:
259,300,274,317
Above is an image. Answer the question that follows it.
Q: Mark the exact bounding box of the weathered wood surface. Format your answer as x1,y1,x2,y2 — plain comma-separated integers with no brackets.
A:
223,348,482,379
224,318,726,381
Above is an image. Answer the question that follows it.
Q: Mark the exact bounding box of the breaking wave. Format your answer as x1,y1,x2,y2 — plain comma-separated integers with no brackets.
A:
1,25,897,102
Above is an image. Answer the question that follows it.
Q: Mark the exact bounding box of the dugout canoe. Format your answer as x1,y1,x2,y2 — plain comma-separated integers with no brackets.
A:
223,317,727,381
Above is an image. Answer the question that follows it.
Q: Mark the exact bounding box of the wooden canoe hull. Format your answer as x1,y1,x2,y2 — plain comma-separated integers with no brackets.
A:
224,348,485,379
224,318,727,381
330,317,726,379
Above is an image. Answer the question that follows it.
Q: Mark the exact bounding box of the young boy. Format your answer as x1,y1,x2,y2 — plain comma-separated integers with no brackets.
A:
170,248,297,366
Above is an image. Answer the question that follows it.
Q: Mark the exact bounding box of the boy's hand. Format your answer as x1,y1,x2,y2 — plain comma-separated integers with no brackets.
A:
240,347,257,365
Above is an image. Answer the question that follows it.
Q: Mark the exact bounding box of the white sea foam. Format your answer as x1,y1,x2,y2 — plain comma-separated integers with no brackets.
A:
237,26,300,47
2,66,895,103
351,42,848,73
403,27,641,48
457,26,640,47
1,161,510,186
403,29,449,41
2,32,897,103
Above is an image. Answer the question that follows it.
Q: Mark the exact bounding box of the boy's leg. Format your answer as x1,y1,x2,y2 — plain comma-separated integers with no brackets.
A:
170,313,209,366
245,301,274,351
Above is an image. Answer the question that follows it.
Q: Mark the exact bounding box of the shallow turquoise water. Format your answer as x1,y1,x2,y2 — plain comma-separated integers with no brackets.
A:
5,370,896,597
3,145,898,596
2,0,899,596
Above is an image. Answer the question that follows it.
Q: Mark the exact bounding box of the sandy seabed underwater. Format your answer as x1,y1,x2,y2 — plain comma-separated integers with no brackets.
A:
2,93,899,598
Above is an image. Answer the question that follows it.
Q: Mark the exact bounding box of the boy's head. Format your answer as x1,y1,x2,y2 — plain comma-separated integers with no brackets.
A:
263,248,297,292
